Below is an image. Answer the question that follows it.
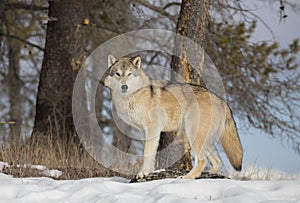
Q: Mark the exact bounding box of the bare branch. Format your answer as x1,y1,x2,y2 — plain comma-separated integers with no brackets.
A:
5,2,48,11
0,33,44,51
246,10,276,40
163,2,181,10
134,0,177,22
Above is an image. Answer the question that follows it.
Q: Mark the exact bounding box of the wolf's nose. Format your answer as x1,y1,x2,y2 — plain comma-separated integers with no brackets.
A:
121,85,128,90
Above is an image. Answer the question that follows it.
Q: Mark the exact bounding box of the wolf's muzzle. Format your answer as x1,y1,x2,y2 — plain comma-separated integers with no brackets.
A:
121,84,128,93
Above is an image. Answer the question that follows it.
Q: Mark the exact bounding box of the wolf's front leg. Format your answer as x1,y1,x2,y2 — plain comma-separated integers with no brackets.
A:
137,129,161,178
137,107,166,178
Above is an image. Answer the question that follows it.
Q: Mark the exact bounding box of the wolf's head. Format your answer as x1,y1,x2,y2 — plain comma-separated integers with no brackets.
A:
104,55,149,95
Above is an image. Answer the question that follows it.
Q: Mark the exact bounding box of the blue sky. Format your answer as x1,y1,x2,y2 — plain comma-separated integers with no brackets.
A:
237,0,300,174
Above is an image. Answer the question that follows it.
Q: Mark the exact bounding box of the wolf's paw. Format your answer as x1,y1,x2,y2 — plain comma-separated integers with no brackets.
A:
137,170,151,179
177,174,195,179
207,168,219,174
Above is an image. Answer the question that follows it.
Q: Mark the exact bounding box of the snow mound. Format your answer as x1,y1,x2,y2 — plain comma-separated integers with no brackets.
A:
0,162,62,179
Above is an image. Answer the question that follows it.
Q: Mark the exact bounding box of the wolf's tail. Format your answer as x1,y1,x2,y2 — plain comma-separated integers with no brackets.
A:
220,106,243,171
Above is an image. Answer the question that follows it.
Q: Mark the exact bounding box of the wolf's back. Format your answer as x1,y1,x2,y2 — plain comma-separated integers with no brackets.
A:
220,106,243,171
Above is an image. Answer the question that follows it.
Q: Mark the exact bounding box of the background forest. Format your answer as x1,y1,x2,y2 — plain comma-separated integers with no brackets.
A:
0,0,299,178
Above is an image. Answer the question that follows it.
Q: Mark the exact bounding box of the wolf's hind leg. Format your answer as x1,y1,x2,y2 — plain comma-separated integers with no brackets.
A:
181,117,207,179
181,153,206,179
206,147,221,173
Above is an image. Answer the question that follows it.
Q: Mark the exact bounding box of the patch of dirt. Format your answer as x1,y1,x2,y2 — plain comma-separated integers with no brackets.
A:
130,169,228,183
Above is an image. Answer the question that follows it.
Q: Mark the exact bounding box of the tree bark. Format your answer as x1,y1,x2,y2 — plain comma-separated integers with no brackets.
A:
32,0,88,139
158,0,210,171
172,0,209,83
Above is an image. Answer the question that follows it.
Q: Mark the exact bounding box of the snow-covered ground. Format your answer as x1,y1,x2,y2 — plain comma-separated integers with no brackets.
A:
0,174,300,203
1,162,299,202
0,172,299,203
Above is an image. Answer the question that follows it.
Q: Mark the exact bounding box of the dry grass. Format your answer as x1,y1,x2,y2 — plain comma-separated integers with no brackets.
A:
228,165,300,181
0,134,135,180
3,134,298,181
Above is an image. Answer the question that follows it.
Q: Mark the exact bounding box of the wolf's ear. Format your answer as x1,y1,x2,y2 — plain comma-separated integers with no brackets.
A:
131,55,141,69
108,55,117,67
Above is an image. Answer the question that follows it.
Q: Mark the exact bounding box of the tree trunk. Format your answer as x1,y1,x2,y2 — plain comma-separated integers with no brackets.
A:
32,0,88,139
4,7,23,141
158,0,210,171
8,39,22,141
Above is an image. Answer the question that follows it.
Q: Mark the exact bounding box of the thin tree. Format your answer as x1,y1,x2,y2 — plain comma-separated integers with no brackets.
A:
0,1,47,140
157,0,210,171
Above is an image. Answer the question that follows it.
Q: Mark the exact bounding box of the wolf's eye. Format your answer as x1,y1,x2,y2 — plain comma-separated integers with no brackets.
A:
115,72,121,77
127,73,132,76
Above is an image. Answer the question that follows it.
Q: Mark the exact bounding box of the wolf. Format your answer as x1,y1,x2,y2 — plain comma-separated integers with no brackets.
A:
104,55,243,179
